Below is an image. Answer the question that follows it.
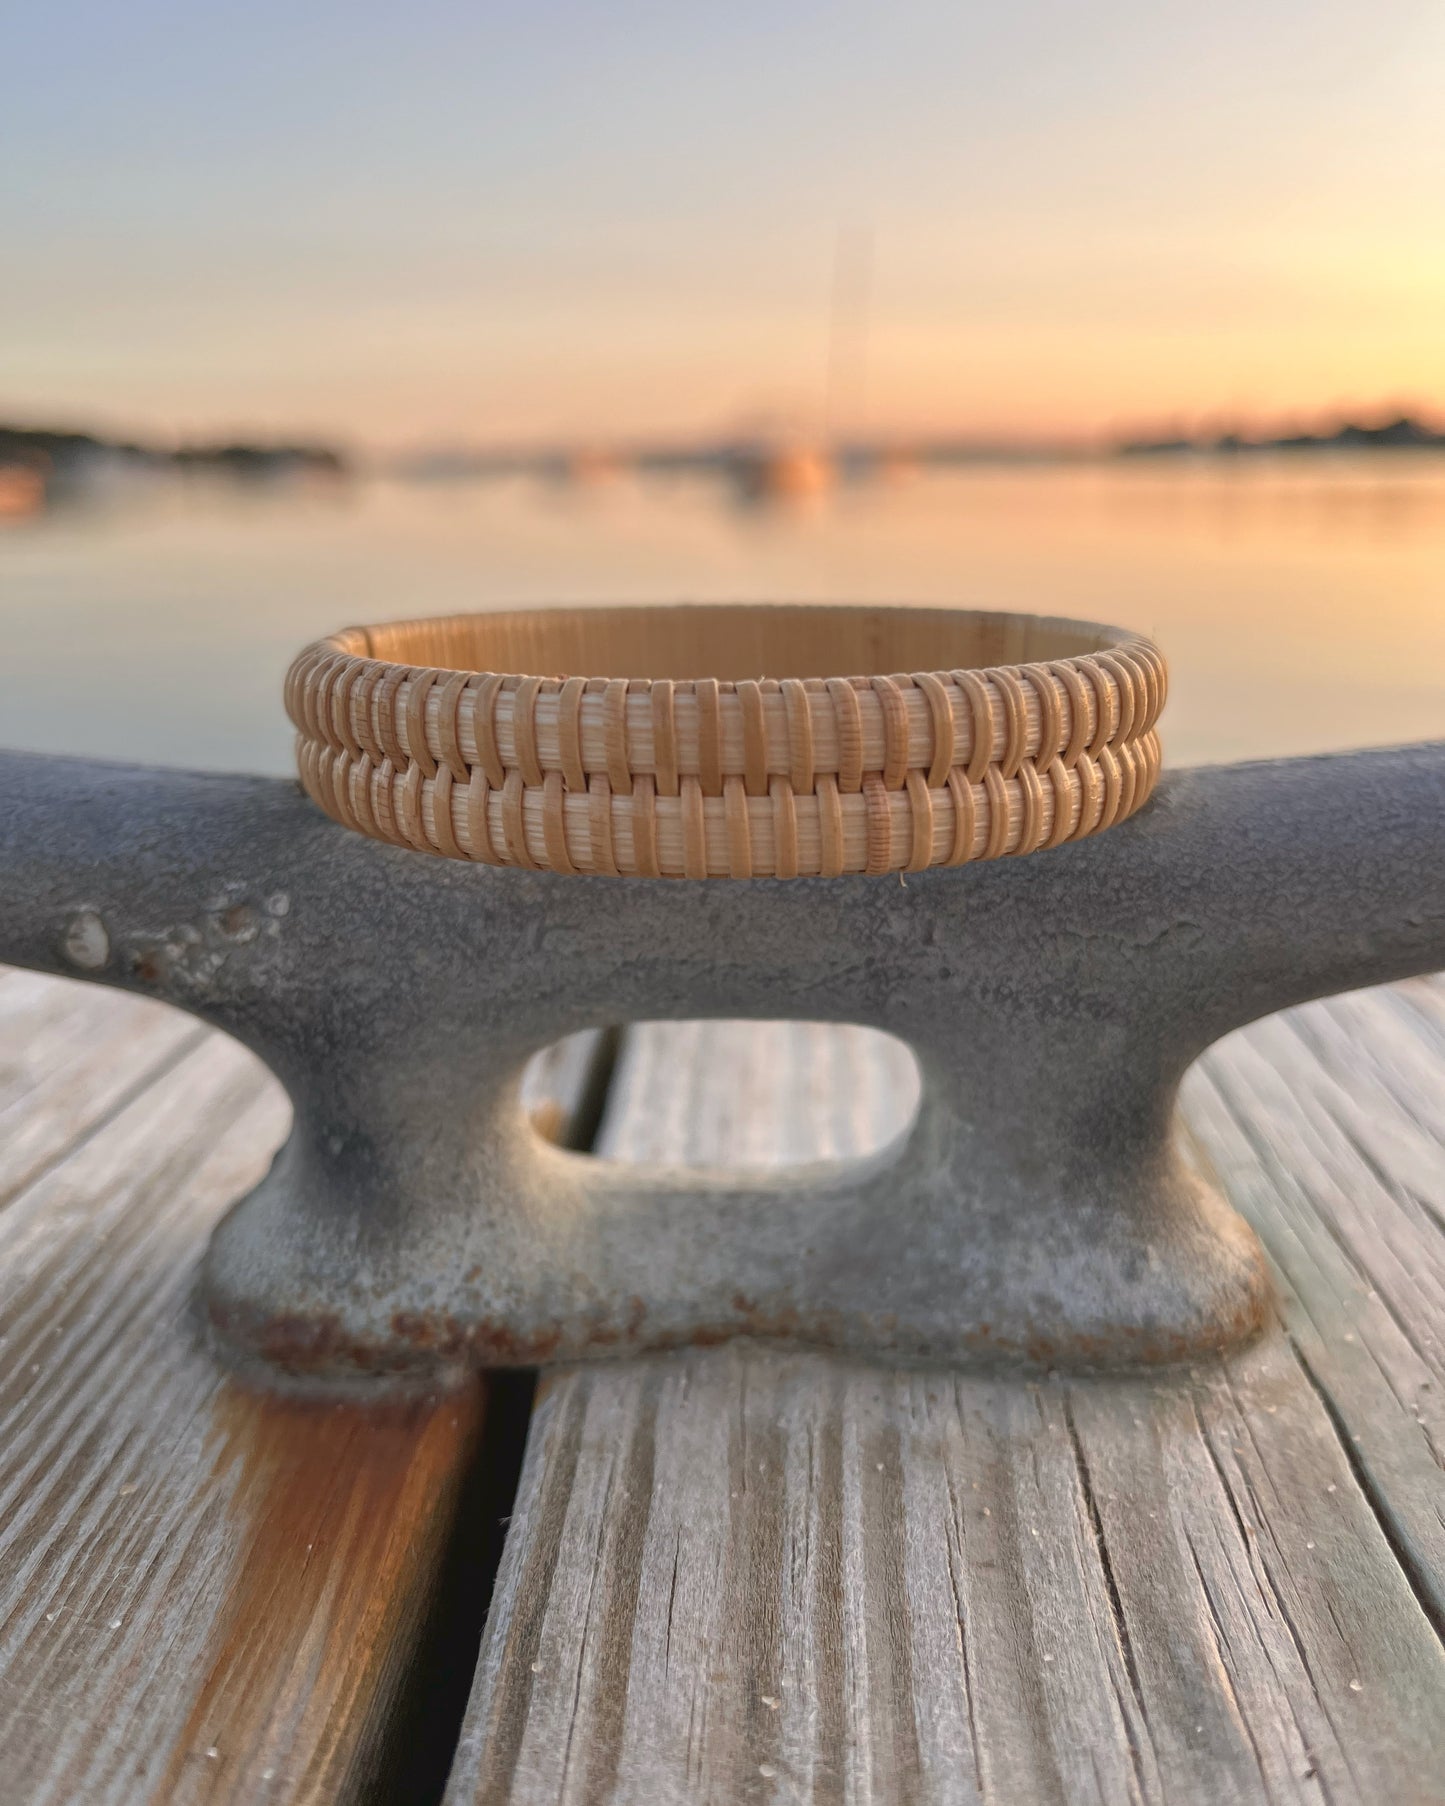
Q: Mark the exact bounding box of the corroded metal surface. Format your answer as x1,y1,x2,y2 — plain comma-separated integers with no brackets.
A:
0,743,1442,1379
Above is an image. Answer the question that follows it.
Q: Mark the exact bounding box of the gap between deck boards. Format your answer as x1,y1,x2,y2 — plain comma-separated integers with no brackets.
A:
383,1025,624,1806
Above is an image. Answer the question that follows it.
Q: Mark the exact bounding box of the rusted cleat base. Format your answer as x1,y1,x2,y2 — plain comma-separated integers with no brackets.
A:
201,1111,1276,1379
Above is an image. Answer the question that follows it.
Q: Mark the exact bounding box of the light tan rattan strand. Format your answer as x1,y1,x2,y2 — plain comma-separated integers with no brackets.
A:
287,604,1165,879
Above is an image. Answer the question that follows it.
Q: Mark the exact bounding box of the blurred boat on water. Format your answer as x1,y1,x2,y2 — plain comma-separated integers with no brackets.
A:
0,461,48,521
722,437,833,505
539,446,626,487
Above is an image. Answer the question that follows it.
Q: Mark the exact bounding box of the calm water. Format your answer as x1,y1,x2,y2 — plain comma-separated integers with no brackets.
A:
1,459,1441,773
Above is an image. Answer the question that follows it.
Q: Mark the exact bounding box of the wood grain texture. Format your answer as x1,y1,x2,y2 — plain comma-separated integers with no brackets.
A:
0,971,597,1804
449,1004,1445,1805
0,968,202,1205
593,1019,921,1166
1185,979,1445,1627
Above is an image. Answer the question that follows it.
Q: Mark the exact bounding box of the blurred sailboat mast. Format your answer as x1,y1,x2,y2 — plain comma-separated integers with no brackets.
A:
825,224,874,453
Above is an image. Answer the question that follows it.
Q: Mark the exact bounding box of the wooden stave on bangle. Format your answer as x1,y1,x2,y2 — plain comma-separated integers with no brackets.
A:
287,604,1166,879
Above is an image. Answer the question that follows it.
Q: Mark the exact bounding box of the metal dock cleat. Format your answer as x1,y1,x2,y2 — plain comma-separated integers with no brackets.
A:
1,739,1441,1380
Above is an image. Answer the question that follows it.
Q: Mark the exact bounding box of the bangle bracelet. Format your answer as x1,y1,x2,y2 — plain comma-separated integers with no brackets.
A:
287,604,1165,879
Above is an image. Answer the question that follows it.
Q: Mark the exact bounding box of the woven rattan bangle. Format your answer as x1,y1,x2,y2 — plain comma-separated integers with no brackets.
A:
287,604,1165,879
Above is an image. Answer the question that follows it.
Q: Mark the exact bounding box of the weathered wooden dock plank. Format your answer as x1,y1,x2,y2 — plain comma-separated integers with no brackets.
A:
1185,988,1445,1624
449,997,1445,1805
0,969,202,1206
0,973,597,1804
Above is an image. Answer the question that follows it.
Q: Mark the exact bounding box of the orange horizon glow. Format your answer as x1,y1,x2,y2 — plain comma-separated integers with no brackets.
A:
10,266,1445,451
7,2,1445,451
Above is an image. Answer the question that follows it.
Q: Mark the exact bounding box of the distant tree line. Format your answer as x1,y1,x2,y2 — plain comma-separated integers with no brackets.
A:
1119,414,1445,457
0,423,348,477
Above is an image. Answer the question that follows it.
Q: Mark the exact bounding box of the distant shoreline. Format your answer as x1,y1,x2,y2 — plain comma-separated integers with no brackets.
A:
4,413,1443,497
0,424,348,482
1117,415,1445,458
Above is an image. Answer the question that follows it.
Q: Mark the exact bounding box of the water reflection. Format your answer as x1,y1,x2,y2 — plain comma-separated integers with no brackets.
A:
0,459,1441,775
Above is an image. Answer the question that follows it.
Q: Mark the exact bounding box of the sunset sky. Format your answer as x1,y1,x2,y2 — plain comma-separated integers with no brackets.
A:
4,0,1444,448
